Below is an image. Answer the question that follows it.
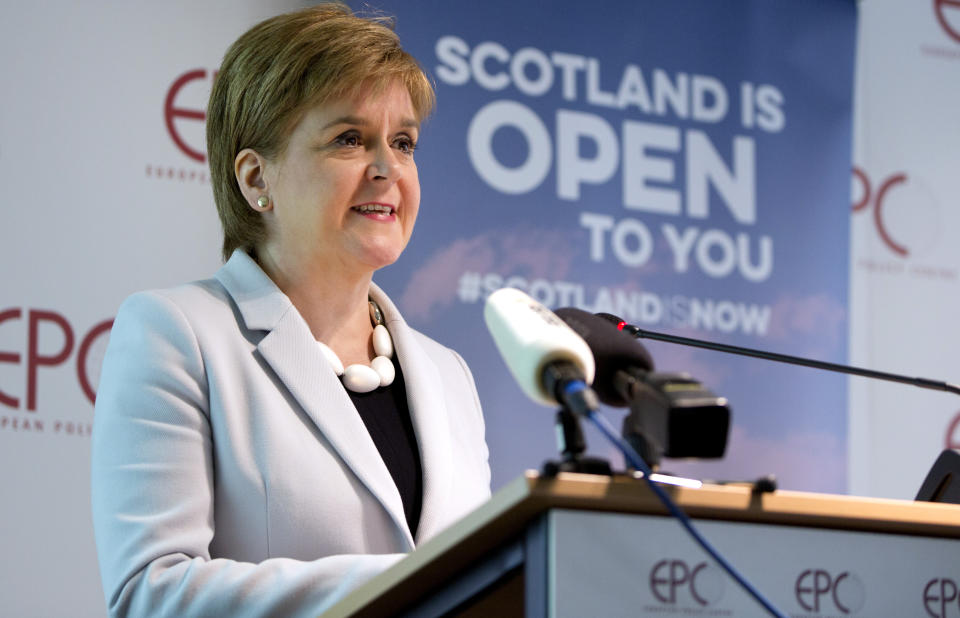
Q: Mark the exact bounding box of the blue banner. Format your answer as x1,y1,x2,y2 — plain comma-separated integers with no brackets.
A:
364,0,857,492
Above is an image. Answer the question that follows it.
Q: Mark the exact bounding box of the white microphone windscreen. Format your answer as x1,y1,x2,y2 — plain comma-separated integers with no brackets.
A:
483,288,595,406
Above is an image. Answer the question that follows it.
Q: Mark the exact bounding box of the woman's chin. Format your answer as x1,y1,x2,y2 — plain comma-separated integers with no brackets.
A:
352,242,406,272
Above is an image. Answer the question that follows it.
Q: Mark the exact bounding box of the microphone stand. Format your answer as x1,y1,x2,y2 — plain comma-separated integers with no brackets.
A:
542,407,613,477
611,321,960,396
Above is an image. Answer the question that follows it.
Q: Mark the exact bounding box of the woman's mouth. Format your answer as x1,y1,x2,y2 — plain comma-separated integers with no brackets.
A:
352,203,396,220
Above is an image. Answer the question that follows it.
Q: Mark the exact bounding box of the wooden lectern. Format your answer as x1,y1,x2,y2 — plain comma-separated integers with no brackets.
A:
324,472,960,617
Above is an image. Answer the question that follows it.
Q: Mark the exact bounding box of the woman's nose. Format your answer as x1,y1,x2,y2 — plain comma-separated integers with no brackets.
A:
366,145,400,182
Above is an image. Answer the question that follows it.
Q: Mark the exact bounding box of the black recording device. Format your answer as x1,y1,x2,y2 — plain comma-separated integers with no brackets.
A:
622,372,730,467
554,307,730,468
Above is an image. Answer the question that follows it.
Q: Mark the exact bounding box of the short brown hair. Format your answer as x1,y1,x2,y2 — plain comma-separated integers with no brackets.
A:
206,3,435,261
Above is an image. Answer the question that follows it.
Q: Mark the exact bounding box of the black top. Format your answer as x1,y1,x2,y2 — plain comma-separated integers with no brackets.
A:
348,362,423,537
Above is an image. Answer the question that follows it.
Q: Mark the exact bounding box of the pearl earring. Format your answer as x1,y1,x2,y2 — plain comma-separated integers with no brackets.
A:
257,195,269,209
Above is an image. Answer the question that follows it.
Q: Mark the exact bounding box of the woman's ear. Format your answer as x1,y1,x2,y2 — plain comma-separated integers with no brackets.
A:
235,148,272,211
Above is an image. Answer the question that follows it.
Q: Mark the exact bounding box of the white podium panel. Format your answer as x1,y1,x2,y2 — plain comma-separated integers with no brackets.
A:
550,509,960,617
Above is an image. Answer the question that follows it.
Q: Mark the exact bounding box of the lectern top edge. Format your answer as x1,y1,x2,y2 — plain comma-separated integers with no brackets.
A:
323,472,960,617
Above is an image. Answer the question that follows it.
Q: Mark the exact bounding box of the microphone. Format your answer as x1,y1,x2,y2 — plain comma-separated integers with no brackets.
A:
483,288,597,413
555,308,730,464
552,307,654,407
597,313,960,397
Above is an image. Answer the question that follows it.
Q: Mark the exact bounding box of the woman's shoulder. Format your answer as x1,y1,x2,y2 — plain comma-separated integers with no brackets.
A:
116,277,232,328
116,251,273,330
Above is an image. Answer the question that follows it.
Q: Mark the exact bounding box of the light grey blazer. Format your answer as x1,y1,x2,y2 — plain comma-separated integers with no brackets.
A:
91,250,491,617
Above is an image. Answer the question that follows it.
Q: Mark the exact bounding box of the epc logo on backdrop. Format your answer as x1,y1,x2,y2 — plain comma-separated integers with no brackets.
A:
165,69,208,163
851,167,910,258
795,569,865,615
147,69,213,183
934,0,960,44
0,309,112,435
924,1,960,59
852,166,956,280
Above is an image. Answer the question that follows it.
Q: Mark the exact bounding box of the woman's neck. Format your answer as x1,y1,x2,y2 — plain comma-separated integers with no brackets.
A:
255,247,378,365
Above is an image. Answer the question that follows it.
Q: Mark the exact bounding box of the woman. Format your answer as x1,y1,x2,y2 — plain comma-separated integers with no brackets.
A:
91,5,491,616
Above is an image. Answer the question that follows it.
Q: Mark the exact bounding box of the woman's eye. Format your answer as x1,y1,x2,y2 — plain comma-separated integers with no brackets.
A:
334,132,361,147
394,136,417,154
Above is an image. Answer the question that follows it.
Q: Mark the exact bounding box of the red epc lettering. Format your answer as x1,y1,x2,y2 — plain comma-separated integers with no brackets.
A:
0,308,23,408
0,308,113,410
164,69,208,163
27,310,75,411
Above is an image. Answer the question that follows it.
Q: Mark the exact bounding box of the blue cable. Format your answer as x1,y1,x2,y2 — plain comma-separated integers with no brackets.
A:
563,380,788,618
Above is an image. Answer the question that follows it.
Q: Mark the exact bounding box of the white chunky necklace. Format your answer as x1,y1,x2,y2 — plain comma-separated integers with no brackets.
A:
316,300,395,394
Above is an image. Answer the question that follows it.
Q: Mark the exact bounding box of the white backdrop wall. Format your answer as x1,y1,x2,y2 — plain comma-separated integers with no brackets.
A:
0,3,306,616
0,1,957,616
848,0,960,499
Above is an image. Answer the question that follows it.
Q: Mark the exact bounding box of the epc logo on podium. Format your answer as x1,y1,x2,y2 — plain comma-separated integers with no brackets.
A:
648,559,725,607
795,568,866,615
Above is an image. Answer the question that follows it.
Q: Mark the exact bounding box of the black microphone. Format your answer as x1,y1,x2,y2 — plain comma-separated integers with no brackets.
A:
597,313,960,397
554,308,730,465
552,307,653,407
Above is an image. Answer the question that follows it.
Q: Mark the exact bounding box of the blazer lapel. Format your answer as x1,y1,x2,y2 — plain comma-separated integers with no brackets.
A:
215,252,414,550
370,284,455,544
